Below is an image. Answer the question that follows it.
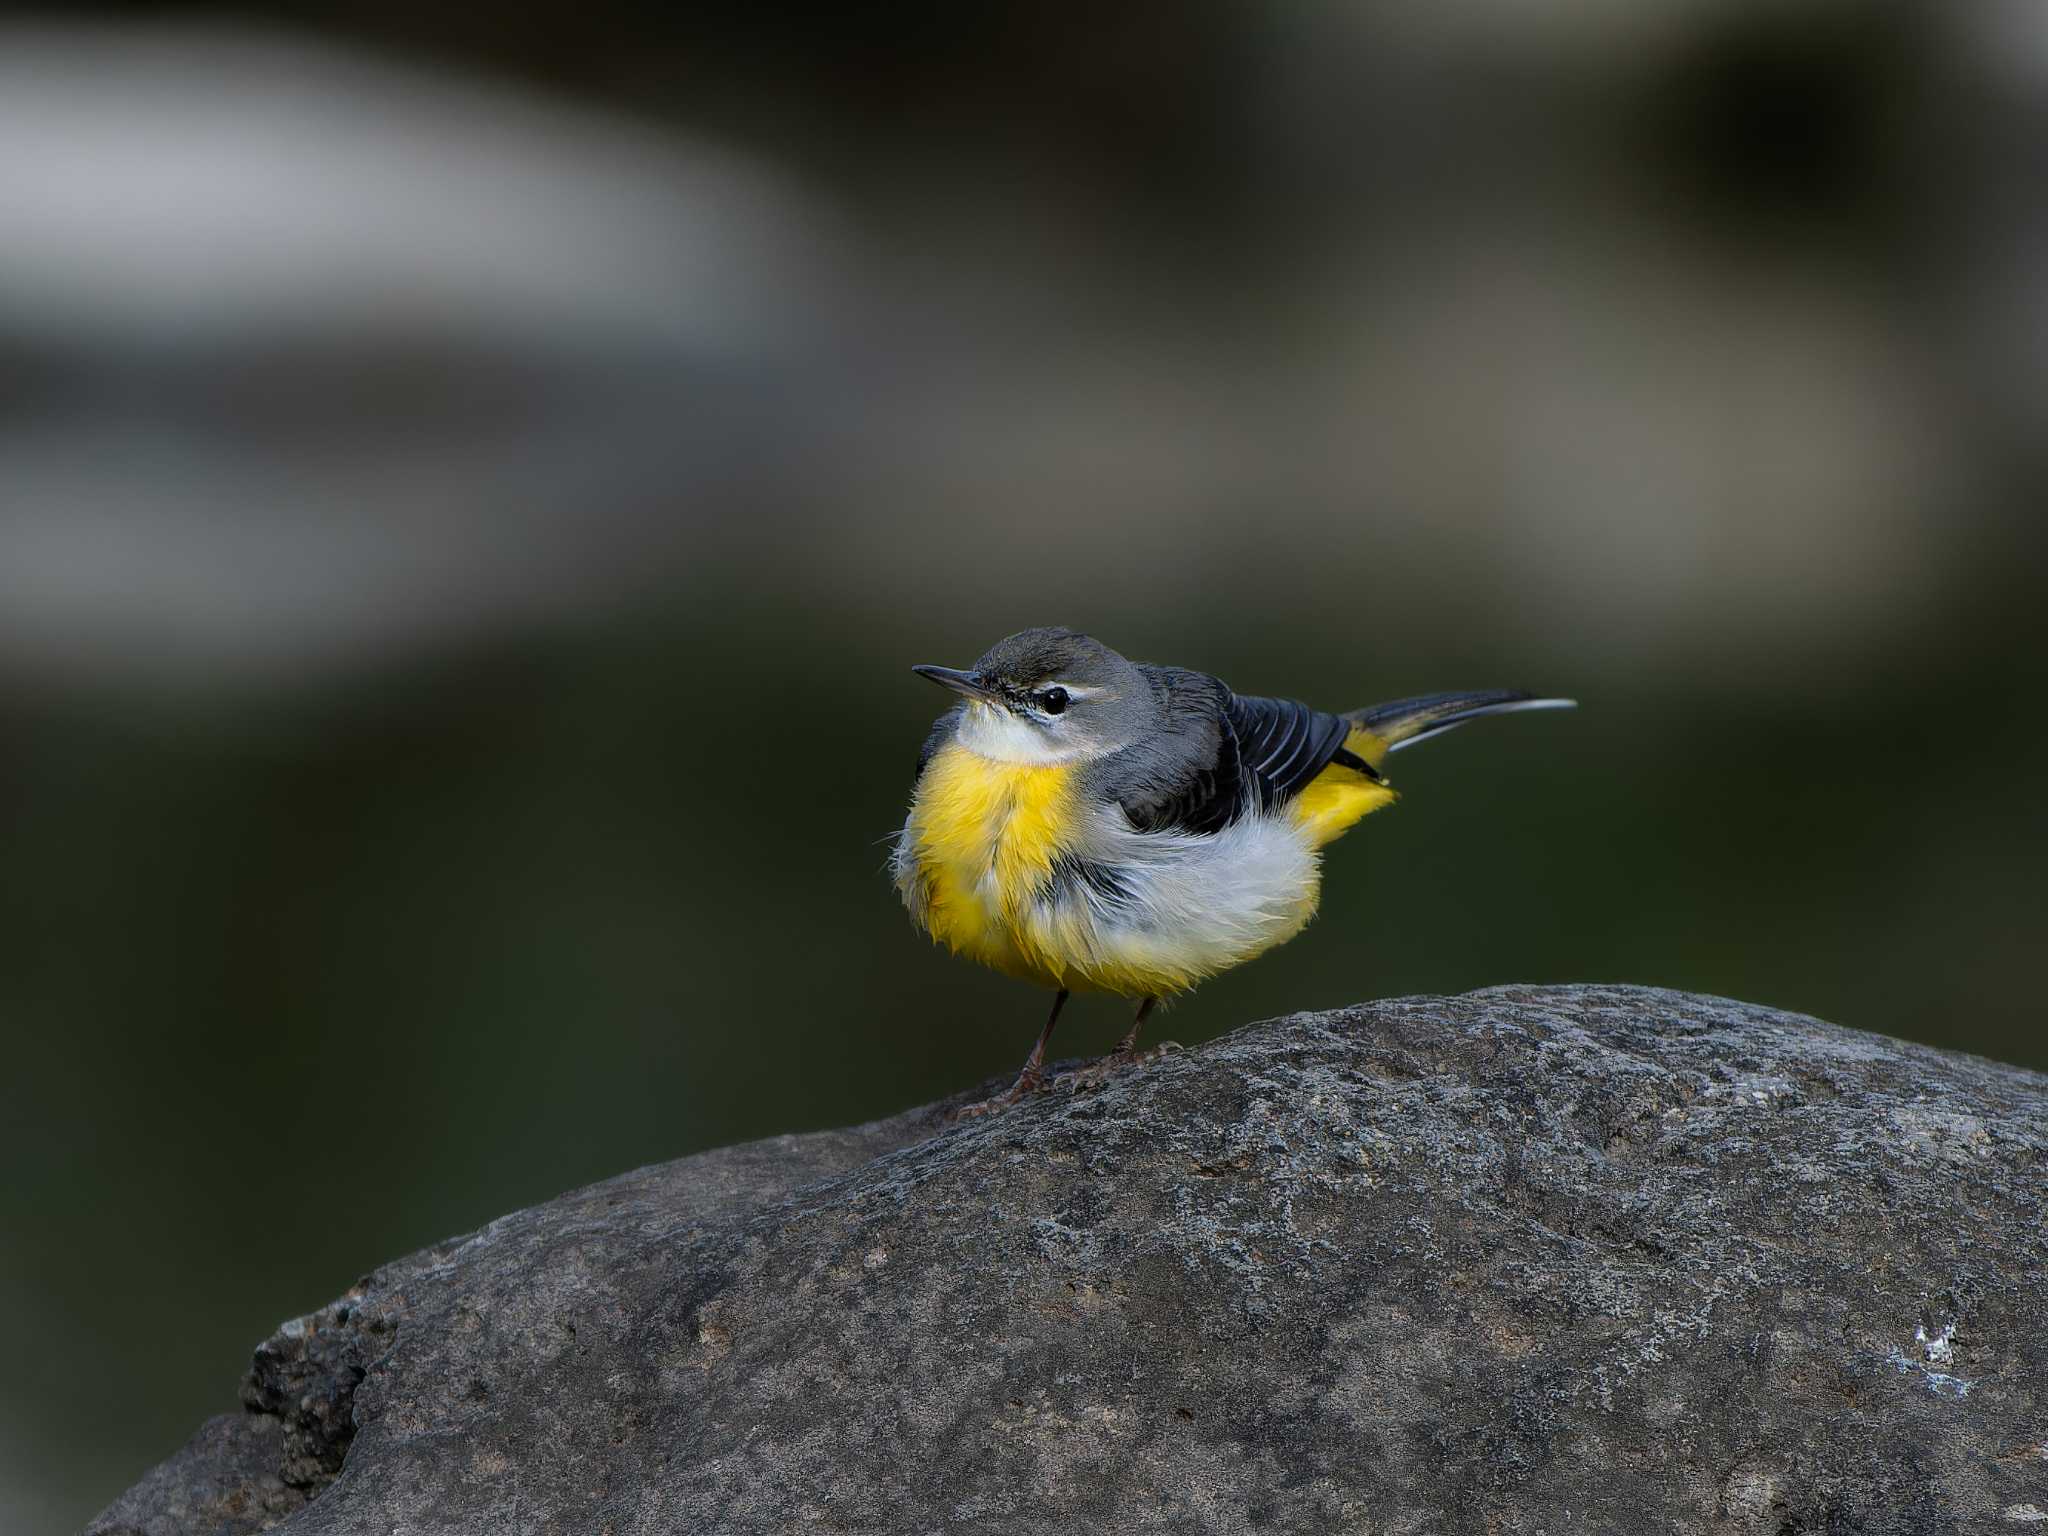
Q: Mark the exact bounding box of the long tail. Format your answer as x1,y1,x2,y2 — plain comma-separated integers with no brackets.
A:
1344,690,1576,770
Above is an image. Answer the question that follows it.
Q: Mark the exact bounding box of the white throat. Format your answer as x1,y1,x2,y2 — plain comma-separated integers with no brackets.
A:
954,701,1082,764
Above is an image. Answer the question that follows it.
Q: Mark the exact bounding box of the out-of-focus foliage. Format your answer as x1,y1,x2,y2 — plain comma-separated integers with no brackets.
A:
4,4,2045,1527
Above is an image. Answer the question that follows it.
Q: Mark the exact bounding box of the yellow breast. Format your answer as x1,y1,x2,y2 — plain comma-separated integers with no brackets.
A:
899,744,1079,985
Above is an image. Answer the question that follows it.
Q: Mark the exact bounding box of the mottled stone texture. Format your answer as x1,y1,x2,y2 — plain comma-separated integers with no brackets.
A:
90,986,2048,1535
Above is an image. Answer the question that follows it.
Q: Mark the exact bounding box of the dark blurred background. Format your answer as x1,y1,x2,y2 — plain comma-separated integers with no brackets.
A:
6,1,2047,1526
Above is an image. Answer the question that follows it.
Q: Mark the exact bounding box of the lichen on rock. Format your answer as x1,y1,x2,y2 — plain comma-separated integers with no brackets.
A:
89,986,2048,1534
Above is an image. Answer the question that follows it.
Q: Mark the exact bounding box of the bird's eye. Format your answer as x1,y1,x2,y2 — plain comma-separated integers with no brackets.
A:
1036,687,1070,715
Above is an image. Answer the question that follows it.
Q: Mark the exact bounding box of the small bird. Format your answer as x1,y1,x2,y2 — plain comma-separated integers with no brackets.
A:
892,628,1573,1110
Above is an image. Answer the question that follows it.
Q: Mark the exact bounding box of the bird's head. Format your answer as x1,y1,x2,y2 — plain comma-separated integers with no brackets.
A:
913,627,1154,764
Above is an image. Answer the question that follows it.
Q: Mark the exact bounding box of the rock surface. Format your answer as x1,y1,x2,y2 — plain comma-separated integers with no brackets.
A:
91,986,2048,1534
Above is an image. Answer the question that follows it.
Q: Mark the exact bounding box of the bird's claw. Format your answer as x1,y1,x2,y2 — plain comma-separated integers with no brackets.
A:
947,1068,1051,1121
1062,1040,1181,1094
1063,1055,1133,1093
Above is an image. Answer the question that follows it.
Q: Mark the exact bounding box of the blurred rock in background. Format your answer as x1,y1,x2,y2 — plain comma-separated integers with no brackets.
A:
4,4,2045,1528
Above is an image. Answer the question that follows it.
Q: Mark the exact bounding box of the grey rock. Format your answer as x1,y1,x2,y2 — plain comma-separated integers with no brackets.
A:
89,986,2048,1534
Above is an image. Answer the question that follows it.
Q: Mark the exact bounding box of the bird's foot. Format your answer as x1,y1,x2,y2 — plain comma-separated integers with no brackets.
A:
947,1066,1051,1121
1062,1040,1182,1094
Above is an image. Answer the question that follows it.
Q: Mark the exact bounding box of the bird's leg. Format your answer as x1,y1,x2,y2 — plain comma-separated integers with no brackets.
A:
952,990,1069,1119
1010,988,1071,1097
1112,996,1158,1058
1066,997,1162,1092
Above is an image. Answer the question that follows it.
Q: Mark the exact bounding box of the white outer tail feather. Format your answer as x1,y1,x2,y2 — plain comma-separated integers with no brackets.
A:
1383,697,1577,753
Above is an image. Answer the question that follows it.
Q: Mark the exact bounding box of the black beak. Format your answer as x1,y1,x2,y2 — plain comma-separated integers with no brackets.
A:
911,664,1000,704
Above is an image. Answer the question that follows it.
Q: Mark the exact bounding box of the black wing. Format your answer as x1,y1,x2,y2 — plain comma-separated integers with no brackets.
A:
1227,694,1368,808
1114,673,1370,837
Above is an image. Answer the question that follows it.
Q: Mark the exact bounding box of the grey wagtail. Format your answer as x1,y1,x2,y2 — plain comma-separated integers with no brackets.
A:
891,627,1574,1112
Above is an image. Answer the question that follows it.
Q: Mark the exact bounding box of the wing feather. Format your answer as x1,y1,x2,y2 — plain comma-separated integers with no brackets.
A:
1109,672,1361,836
1229,695,1356,809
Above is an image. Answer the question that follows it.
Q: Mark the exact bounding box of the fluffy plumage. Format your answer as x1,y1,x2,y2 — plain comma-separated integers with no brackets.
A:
893,631,1568,1005
896,740,1332,996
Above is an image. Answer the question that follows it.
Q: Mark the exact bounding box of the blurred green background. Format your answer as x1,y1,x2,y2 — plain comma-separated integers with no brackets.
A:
5,1,2047,1528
